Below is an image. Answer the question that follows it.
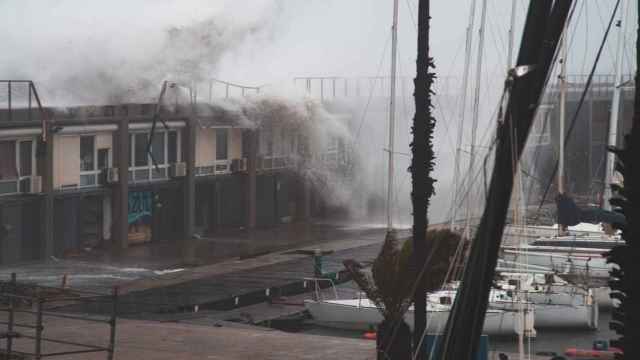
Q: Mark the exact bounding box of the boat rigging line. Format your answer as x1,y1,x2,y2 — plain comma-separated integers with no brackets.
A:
604,0,627,211
438,1,572,357
462,0,487,241
449,0,478,230
354,33,391,142
533,0,623,222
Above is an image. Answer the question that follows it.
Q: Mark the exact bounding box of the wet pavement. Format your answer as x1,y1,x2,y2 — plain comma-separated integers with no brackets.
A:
0,221,403,292
1,312,377,360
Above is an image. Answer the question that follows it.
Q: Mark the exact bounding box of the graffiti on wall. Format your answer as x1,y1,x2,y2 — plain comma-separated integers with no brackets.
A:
128,191,153,244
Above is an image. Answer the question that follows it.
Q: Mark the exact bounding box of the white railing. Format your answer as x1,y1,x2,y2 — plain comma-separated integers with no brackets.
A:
214,160,231,174
128,165,169,183
79,170,102,187
195,166,215,176
304,277,339,301
260,155,293,170
195,160,231,176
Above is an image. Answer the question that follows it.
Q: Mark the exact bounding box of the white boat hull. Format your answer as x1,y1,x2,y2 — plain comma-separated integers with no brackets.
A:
594,287,615,309
304,299,534,336
495,273,599,328
493,300,597,329
501,249,611,280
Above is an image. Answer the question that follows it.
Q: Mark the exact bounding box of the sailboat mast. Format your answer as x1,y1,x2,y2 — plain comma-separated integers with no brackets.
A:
463,0,488,237
604,0,626,211
387,0,399,231
506,5,528,359
449,0,477,230
507,0,517,69
558,20,568,195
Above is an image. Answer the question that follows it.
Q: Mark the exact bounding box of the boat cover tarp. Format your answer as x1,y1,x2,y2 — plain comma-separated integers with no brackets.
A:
557,193,626,226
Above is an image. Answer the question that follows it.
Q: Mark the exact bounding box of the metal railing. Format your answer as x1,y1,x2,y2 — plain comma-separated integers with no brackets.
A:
303,277,339,302
0,273,118,360
259,155,294,171
292,75,460,100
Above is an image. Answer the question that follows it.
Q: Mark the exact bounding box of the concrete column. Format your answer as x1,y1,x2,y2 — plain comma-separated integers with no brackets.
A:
183,118,197,263
42,124,55,259
113,117,129,250
246,130,258,229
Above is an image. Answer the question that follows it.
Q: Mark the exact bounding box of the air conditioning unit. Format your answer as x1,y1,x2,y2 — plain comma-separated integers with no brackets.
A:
230,158,248,172
103,168,119,184
28,176,42,194
170,162,187,177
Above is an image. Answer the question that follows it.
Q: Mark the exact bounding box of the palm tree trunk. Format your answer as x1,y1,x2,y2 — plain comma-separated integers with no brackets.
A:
377,319,411,360
411,0,437,355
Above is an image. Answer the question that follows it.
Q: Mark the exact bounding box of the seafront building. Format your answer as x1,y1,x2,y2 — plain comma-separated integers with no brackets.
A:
0,80,352,265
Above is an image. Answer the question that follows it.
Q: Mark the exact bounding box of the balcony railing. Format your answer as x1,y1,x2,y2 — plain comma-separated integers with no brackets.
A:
195,160,231,176
128,165,169,183
260,155,292,170
0,81,47,124
79,170,103,187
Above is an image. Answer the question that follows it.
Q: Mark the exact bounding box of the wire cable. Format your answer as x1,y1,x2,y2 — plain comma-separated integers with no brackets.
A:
533,0,622,222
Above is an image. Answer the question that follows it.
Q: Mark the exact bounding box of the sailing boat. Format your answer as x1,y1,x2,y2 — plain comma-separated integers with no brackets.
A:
305,0,536,337
493,272,598,329
501,3,628,306
304,288,535,335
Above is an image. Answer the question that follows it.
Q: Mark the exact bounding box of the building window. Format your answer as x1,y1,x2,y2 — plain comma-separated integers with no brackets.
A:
134,133,148,167
216,129,228,160
168,131,178,164
0,139,35,195
18,141,33,192
80,136,95,171
98,148,110,170
151,133,165,164
0,141,18,194
129,130,180,183
19,141,32,177
80,135,99,186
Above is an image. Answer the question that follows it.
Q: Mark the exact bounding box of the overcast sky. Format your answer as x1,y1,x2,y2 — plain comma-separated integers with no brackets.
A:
0,0,634,223
0,0,632,104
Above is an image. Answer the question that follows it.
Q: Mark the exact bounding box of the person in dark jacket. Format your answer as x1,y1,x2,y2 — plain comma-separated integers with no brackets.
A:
556,193,626,236
556,193,580,235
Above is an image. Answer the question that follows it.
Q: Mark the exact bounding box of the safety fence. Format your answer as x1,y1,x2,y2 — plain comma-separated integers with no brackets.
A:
0,273,118,360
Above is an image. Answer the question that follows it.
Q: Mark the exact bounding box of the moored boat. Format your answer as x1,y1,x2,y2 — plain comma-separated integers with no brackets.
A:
305,288,535,336
495,272,599,329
